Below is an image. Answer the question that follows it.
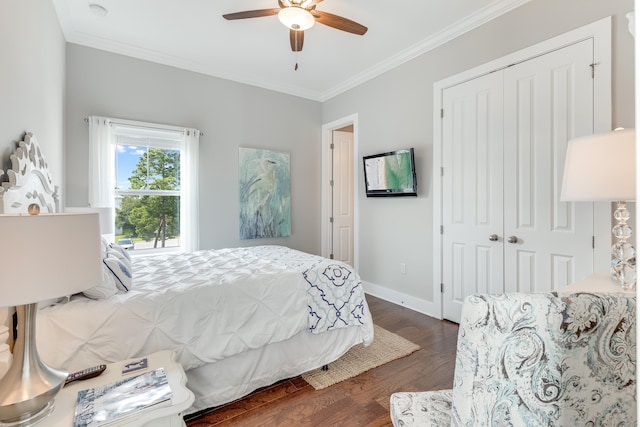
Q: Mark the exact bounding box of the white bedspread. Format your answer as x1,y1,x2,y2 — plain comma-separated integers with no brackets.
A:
36,246,373,373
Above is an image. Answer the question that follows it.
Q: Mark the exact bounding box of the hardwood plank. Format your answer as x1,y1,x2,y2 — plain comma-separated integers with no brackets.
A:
185,295,459,426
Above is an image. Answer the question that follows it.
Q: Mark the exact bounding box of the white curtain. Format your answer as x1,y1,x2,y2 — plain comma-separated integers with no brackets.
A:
88,116,115,208
181,128,200,252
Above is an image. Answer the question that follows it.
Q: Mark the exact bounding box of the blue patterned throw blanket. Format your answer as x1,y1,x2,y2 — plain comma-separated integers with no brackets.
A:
304,259,368,332
249,245,368,334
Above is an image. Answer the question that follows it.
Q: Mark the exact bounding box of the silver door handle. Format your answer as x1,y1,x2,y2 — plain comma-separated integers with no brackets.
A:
489,234,499,242
507,236,519,244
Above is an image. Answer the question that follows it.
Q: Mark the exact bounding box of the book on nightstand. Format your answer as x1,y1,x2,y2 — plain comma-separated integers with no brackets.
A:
73,367,173,427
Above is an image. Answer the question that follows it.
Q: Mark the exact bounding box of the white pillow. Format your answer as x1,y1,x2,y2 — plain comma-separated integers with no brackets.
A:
82,241,132,299
82,267,120,300
100,236,111,257
108,243,131,262
103,256,132,292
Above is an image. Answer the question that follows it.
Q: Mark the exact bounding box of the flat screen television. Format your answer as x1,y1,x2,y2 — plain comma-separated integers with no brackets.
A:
363,148,417,197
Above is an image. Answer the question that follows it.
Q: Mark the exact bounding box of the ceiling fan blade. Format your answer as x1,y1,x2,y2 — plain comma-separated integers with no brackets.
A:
312,10,368,35
301,0,324,8
290,29,304,52
223,9,281,20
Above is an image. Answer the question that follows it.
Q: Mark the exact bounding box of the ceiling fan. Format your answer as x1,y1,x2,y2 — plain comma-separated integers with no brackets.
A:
223,0,368,54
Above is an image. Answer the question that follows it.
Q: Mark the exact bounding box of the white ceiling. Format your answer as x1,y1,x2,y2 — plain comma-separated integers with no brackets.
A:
52,0,531,101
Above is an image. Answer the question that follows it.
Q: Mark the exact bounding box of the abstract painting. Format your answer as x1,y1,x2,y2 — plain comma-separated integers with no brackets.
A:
239,147,291,239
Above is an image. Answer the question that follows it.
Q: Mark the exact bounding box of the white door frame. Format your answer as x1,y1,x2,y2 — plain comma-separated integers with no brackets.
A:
321,114,360,271
432,17,612,319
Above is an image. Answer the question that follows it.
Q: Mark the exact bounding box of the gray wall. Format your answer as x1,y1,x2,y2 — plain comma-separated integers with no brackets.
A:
323,0,635,305
64,45,323,254
0,0,66,196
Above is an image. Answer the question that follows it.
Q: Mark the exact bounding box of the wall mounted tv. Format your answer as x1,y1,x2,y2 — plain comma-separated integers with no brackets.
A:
363,148,417,197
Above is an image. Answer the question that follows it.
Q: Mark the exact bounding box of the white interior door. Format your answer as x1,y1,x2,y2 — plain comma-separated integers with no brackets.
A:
503,39,595,293
441,71,504,322
327,130,354,266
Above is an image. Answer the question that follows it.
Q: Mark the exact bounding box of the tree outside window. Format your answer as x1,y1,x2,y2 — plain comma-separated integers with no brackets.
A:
115,142,181,251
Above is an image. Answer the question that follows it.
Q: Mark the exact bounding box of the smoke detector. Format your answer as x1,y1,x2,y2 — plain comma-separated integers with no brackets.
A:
89,4,108,17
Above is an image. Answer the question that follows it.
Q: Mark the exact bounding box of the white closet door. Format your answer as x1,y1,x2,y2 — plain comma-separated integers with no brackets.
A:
503,39,595,293
441,71,504,322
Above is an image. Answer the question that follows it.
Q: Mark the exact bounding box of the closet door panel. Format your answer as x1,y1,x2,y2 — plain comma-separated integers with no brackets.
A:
513,76,536,230
503,39,595,293
442,71,504,322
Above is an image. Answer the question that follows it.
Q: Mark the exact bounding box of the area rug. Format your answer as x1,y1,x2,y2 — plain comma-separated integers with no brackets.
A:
301,324,420,390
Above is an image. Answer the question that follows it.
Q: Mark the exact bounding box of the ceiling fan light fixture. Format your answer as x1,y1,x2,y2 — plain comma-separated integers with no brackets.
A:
278,7,315,31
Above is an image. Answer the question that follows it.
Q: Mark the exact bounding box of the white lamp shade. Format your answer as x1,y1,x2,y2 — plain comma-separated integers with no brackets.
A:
0,213,102,306
278,7,315,31
560,128,636,201
65,206,114,234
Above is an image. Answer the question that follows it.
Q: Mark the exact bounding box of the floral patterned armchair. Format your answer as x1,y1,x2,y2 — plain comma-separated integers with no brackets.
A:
390,292,636,426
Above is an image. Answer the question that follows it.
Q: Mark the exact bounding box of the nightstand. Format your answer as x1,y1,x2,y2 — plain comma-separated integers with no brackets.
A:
47,350,195,426
559,271,637,294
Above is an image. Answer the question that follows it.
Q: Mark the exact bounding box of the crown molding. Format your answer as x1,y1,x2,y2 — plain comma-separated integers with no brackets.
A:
320,0,532,101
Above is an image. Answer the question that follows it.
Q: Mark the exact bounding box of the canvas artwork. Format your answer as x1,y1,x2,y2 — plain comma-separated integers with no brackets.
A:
239,147,291,239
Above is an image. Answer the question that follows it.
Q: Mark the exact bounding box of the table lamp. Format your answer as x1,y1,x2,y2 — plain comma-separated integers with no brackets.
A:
560,128,636,289
65,206,114,242
0,207,102,426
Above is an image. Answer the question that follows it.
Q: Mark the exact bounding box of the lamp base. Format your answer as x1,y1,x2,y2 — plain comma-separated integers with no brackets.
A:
0,401,54,427
0,304,67,426
610,201,636,290
611,260,637,290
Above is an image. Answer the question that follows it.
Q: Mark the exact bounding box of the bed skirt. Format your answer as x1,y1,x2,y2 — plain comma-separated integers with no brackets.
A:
185,321,371,414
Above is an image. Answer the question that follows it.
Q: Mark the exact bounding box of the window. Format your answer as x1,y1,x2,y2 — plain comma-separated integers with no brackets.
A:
88,117,200,254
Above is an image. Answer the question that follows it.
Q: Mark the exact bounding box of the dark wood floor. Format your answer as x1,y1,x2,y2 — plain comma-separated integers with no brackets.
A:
185,295,459,426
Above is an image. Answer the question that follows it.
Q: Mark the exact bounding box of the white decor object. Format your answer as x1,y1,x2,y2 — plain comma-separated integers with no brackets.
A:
0,210,102,426
627,11,635,37
561,128,636,289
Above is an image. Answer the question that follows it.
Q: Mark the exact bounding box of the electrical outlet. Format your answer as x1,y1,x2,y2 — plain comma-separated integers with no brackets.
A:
400,263,406,274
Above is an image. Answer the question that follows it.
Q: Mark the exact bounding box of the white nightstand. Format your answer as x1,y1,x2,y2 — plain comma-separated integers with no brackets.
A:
47,350,195,426
559,271,637,294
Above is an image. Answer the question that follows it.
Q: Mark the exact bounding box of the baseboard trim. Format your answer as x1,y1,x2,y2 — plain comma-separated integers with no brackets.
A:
362,281,441,320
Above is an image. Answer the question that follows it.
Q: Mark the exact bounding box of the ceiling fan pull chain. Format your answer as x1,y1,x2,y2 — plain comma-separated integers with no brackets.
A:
295,52,299,71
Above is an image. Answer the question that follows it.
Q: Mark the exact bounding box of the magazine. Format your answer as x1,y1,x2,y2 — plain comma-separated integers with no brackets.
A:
73,368,173,427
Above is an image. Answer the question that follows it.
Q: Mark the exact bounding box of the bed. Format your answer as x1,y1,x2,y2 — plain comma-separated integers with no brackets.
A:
0,133,374,415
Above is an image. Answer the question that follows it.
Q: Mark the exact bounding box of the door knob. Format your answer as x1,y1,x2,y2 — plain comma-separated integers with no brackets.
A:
489,234,499,242
507,236,519,244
